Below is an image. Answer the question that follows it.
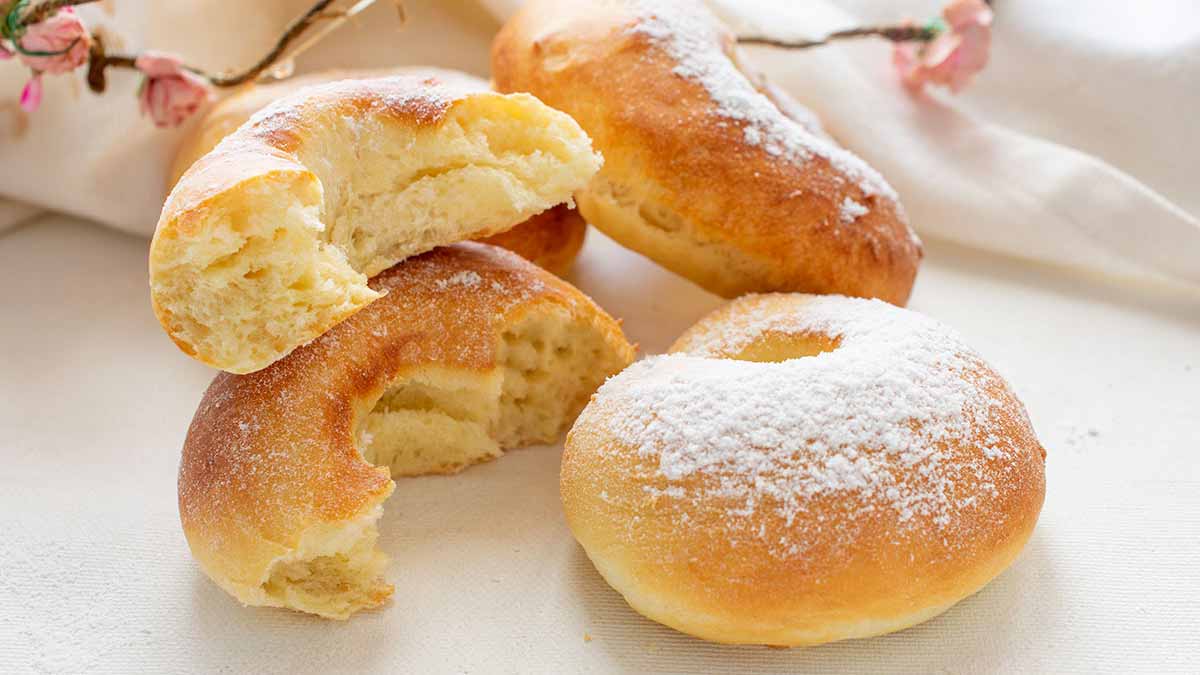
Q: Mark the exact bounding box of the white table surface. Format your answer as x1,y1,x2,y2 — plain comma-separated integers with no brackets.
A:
2,215,1198,673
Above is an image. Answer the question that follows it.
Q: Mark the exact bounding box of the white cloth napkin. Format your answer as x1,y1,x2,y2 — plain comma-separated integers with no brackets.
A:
0,0,1196,287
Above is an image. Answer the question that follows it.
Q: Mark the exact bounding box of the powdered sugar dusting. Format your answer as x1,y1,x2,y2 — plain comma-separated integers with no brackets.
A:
628,0,898,201
840,196,869,224
434,270,484,291
239,75,471,151
589,295,1030,558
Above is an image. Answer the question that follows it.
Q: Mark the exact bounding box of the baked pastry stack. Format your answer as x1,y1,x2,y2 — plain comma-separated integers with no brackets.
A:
156,73,636,618
155,0,1046,646
153,74,603,373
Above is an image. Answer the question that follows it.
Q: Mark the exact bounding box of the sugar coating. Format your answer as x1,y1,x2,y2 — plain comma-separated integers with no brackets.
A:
590,295,1028,557
840,196,870,224
243,75,466,138
434,270,484,290
628,0,899,202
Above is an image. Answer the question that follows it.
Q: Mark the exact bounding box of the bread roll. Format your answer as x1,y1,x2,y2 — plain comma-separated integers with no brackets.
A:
493,0,922,303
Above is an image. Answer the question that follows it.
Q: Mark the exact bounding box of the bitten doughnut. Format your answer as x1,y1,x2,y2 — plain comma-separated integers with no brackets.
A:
180,242,635,619
151,74,602,374
562,294,1046,646
493,0,922,303
169,68,589,277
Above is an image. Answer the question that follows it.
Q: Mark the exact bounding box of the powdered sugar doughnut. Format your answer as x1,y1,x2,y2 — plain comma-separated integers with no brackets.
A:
562,294,1046,646
493,0,922,303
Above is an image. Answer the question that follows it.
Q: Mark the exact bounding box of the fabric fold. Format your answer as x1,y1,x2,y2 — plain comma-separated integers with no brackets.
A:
0,0,1195,287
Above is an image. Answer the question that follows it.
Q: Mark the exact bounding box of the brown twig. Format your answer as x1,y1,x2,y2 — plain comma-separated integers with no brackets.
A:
85,32,128,93
206,0,339,87
82,0,401,94
21,0,101,25
738,24,938,50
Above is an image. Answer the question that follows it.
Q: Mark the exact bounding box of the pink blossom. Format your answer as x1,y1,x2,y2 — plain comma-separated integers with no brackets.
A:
0,42,12,60
135,52,213,128
17,8,91,75
19,74,42,112
893,0,993,93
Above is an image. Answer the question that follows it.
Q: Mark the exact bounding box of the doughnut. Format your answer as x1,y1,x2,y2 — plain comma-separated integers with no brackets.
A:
151,73,602,374
179,242,635,619
493,0,923,303
169,68,589,277
562,293,1046,646
475,203,587,277
167,68,481,188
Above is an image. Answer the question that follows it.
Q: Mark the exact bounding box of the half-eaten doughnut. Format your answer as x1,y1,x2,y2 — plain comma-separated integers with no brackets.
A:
152,74,602,373
179,242,635,619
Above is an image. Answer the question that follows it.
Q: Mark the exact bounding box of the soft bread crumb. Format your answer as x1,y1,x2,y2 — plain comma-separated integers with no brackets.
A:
179,243,636,621
254,306,634,616
358,307,630,476
152,83,602,374
261,507,391,620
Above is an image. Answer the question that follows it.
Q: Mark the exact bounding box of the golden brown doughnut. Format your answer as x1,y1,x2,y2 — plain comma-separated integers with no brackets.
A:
180,242,635,619
562,293,1045,646
475,202,587,276
151,74,601,374
493,0,922,303
169,67,590,277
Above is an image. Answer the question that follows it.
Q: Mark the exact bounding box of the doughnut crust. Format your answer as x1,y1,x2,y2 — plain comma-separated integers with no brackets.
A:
562,294,1045,646
493,0,922,303
152,74,602,374
476,203,587,277
169,68,589,277
179,243,635,619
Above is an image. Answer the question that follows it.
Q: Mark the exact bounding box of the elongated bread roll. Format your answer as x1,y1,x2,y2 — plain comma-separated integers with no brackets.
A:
493,0,922,302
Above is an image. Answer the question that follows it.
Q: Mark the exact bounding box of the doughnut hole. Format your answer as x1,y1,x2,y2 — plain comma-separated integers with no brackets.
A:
668,297,842,363
354,307,631,477
253,308,629,618
726,331,841,363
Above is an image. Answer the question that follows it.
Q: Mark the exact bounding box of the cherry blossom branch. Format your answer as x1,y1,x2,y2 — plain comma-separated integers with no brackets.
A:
85,0,401,93
4,0,404,124
737,0,995,93
738,24,938,51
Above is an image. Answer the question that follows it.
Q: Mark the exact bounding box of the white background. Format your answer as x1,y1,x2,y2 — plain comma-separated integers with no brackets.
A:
2,216,1198,673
